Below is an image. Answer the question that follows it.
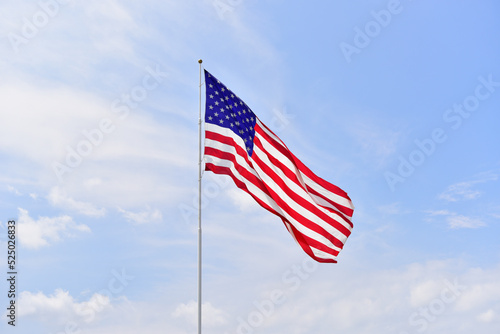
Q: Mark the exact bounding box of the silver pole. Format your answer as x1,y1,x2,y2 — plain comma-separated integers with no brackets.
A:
197,59,203,334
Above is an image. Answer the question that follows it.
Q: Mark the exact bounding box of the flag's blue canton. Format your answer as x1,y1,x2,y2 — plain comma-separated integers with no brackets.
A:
205,70,257,155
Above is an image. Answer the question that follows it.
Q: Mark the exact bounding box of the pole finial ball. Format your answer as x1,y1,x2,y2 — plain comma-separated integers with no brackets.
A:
198,59,203,64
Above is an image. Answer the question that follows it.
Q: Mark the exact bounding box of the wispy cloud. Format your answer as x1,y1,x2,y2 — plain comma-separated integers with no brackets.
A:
427,210,486,229
118,206,162,224
430,171,498,229
447,215,486,229
48,186,106,217
18,208,90,249
172,301,228,328
377,202,409,215
439,171,498,202
7,185,22,196
477,309,496,323
347,118,403,168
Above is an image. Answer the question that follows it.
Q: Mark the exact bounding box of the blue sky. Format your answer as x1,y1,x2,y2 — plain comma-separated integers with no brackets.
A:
0,0,499,333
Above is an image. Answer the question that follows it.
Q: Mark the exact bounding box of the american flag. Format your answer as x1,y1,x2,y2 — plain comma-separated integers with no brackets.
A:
203,70,354,263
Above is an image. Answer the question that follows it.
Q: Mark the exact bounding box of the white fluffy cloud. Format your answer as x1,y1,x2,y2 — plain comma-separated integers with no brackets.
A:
17,208,90,249
17,289,111,326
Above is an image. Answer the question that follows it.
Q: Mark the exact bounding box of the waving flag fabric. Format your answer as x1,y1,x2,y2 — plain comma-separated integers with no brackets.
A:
203,70,354,263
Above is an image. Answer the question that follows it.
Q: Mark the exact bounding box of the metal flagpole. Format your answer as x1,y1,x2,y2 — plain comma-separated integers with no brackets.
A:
197,59,203,334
